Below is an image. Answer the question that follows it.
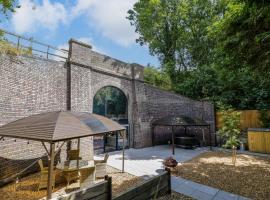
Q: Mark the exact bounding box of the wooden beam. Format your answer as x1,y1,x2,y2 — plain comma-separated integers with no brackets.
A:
172,126,175,155
47,143,55,200
122,130,125,173
41,141,50,156
77,138,80,169
209,125,212,150
55,141,65,155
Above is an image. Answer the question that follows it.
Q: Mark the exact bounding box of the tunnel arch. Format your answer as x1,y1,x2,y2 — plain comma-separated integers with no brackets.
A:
92,85,128,120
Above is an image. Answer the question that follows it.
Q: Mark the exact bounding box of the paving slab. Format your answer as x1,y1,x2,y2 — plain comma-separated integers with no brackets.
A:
174,183,197,196
191,190,215,200
101,145,208,177
214,190,239,200
198,184,219,196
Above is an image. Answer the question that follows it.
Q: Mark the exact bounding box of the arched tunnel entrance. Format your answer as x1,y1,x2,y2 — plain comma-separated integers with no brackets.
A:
92,86,129,152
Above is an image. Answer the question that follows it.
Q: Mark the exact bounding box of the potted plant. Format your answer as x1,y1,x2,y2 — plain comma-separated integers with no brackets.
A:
163,156,178,168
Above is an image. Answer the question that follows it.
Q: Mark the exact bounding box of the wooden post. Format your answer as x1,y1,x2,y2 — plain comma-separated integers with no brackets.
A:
232,146,237,166
172,126,175,155
165,167,171,194
105,175,112,200
151,125,155,146
77,138,80,169
209,126,212,150
122,130,126,173
47,143,55,200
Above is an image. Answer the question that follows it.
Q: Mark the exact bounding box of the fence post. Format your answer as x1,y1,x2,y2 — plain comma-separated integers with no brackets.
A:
105,175,112,200
165,167,171,194
17,36,20,50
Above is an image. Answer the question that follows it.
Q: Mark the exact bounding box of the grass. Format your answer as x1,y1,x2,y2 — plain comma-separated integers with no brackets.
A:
172,151,270,200
0,40,32,56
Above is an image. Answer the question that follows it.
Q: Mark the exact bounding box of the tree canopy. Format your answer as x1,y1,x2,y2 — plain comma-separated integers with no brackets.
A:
129,0,270,110
0,0,19,18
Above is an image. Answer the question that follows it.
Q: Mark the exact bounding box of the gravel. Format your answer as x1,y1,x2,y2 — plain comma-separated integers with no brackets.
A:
0,166,144,200
172,151,270,200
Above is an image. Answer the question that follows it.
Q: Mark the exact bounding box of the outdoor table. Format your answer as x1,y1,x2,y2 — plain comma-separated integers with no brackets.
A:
56,160,95,171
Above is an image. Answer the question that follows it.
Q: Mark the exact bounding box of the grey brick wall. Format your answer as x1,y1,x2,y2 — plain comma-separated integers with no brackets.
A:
0,40,215,182
133,82,215,148
0,54,67,180
68,40,215,149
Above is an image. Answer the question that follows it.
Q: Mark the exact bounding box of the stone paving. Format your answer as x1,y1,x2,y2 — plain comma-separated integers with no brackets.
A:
96,145,251,200
172,176,250,200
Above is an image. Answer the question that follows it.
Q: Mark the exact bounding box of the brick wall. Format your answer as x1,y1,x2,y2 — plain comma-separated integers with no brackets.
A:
0,40,215,182
68,40,215,148
0,54,67,180
133,82,215,148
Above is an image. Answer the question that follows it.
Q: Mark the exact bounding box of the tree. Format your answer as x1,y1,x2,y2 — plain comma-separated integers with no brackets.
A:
128,0,224,85
144,66,171,91
93,86,127,118
129,0,270,110
208,0,270,70
0,0,19,18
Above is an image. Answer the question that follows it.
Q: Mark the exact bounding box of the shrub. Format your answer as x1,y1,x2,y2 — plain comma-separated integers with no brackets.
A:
0,40,32,56
259,109,270,128
218,108,241,148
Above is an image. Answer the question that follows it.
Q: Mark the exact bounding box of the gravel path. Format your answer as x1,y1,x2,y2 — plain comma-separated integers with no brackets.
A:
173,151,270,200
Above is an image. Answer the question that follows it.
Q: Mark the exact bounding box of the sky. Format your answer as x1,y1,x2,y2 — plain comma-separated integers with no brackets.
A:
1,0,159,67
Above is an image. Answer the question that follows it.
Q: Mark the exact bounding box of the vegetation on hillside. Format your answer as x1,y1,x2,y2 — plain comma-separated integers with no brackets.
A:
129,0,270,110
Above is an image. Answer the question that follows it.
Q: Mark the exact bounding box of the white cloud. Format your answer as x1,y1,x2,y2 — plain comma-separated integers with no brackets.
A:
71,0,138,47
12,0,67,34
11,0,138,47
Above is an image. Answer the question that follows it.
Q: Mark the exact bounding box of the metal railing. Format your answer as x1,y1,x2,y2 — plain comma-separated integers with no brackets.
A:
0,28,68,61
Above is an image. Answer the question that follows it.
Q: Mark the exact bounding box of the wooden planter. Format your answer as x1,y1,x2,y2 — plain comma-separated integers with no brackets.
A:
248,128,270,154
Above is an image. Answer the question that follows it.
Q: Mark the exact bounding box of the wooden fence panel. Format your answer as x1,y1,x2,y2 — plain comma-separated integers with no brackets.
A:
113,170,171,200
54,176,111,200
216,110,269,130
53,170,171,200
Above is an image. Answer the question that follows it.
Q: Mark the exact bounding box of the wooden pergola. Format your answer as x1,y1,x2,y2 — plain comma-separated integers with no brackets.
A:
151,115,211,155
0,111,126,199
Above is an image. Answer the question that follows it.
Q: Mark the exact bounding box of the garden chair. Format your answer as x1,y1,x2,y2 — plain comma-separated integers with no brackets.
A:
38,169,56,191
63,168,81,188
67,149,82,161
95,163,107,179
80,166,96,188
38,159,48,172
94,153,109,164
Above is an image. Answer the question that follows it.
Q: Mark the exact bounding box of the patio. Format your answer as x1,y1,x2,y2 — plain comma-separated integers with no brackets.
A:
97,145,208,177
99,145,256,200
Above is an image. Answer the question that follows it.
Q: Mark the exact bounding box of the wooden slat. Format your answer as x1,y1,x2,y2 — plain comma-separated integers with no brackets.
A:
113,171,170,200
56,180,108,200
216,110,270,130
264,133,270,154
248,131,266,153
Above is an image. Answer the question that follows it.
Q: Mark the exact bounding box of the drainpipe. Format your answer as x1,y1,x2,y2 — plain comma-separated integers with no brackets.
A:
131,65,137,148
66,40,72,152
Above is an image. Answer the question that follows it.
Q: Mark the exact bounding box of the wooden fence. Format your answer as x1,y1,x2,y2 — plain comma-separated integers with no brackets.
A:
113,170,171,200
216,110,269,130
54,170,171,200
